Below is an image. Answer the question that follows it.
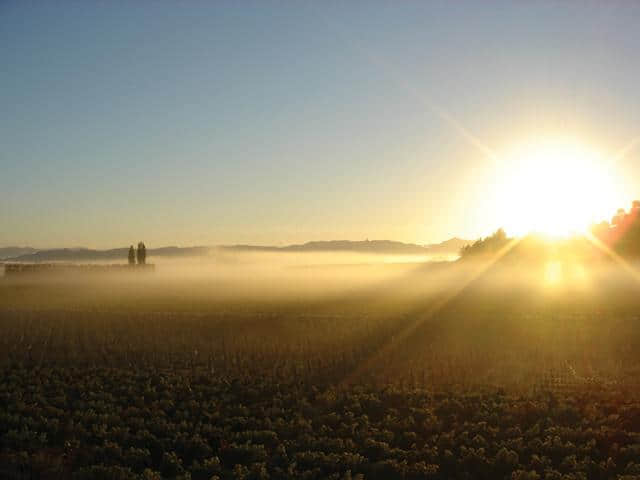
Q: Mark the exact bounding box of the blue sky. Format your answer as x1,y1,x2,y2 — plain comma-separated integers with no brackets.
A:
2,1,640,248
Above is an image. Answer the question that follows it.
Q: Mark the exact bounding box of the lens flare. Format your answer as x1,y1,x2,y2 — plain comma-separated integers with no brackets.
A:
491,139,621,237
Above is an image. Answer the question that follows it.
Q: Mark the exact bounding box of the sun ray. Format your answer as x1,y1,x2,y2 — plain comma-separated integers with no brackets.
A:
611,135,640,165
319,13,499,164
583,231,640,284
359,46,499,163
492,139,620,237
340,236,522,387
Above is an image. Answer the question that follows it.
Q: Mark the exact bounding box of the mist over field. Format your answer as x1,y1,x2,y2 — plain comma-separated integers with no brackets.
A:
4,247,640,372
7,247,640,480
5,228,640,480
5,1,640,478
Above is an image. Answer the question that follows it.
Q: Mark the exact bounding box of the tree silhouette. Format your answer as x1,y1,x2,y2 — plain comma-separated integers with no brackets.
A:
137,242,146,265
459,228,509,258
591,201,640,258
128,245,135,265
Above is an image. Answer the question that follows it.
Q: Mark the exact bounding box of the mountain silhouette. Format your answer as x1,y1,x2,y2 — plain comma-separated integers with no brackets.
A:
0,247,38,260
5,246,210,262
222,238,469,255
3,239,469,262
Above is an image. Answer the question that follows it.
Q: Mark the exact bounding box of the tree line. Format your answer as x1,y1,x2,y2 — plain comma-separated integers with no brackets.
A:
460,200,640,260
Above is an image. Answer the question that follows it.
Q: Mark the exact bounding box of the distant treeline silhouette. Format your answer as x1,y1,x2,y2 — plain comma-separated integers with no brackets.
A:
460,200,640,260
592,200,640,257
459,228,509,258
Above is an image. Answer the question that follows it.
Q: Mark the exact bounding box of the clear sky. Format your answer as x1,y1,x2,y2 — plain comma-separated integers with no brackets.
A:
2,1,640,248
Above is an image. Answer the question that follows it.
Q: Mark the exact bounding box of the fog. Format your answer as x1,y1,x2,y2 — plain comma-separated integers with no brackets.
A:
4,248,640,393
3,249,640,316
1,251,445,312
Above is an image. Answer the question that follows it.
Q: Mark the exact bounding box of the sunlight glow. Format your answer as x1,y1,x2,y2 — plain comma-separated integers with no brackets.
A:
493,139,620,237
341,235,523,386
544,261,563,286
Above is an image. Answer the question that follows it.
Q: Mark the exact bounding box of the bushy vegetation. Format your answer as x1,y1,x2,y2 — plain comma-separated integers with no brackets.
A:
3,264,640,479
4,360,640,480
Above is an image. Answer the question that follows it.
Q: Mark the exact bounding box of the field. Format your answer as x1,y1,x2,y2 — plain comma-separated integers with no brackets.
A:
3,258,640,479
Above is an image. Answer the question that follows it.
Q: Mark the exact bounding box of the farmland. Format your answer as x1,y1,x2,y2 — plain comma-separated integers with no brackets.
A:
2,259,640,479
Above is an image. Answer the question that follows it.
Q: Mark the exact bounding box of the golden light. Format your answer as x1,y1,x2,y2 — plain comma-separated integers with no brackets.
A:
543,260,563,286
491,139,622,237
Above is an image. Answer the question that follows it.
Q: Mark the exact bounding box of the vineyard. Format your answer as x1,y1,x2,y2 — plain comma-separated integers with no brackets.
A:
2,264,640,479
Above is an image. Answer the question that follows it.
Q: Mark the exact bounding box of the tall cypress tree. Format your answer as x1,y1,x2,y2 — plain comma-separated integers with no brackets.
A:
136,242,146,265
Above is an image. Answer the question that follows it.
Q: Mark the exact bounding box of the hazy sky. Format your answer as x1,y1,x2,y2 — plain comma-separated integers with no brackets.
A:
2,1,640,248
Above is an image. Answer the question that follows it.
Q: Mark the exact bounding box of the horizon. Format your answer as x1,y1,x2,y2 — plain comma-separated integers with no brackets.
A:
0,236,471,252
2,199,638,252
7,5,640,478
3,2,640,247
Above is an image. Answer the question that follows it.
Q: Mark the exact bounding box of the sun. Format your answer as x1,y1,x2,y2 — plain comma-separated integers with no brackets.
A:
491,139,620,237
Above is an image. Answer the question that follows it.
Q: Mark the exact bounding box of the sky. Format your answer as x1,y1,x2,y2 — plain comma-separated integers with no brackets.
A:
2,1,640,248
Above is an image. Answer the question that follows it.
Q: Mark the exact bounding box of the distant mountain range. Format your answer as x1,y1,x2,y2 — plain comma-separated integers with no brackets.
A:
2,246,210,262
0,247,38,260
1,238,470,262
223,238,470,255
